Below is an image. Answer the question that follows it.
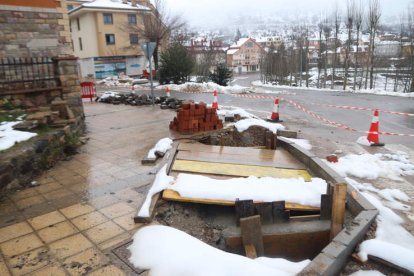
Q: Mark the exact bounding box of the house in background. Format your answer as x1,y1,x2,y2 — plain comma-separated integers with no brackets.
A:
226,38,263,73
69,0,152,78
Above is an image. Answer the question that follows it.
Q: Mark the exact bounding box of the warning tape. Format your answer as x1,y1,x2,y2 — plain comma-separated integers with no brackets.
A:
230,94,414,137
307,102,414,117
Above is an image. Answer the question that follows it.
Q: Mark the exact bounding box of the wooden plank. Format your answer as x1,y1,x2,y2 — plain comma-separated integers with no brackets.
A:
255,202,273,225
272,201,289,223
320,194,332,220
162,189,320,211
244,244,257,259
171,160,312,181
235,199,255,226
240,215,264,257
289,214,321,222
176,151,306,170
368,255,414,276
330,183,347,239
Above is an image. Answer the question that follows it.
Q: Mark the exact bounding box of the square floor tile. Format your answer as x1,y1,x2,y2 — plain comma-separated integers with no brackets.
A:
58,175,86,186
0,260,10,276
0,233,43,257
43,188,74,201
84,221,125,244
48,233,93,259
0,221,33,243
63,247,109,275
6,247,49,275
88,195,119,209
99,202,135,219
14,195,45,210
9,188,39,201
97,232,131,251
38,221,78,244
31,264,67,276
71,211,108,231
60,203,95,219
35,182,62,194
88,265,125,276
113,213,142,231
28,211,66,230
67,183,87,194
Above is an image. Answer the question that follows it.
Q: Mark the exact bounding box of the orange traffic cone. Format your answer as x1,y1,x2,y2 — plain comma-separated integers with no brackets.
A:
166,87,170,97
267,97,283,122
212,90,219,109
367,109,384,146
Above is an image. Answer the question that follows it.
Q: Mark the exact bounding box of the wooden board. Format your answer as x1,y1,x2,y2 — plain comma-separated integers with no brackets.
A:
171,160,312,181
176,150,306,170
240,215,264,257
162,189,320,211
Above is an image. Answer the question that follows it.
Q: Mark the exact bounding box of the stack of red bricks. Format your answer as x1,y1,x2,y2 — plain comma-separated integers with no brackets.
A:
169,101,223,133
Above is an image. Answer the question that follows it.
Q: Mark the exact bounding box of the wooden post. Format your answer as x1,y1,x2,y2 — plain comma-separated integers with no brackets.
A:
330,183,347,239
265,131,273,149
235,199,255,226
320,194,332,220
255,202,273,225
240,215,264,257
272,201,289,223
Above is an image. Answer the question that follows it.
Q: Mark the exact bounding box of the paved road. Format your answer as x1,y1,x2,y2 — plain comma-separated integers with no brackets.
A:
97,77,414,153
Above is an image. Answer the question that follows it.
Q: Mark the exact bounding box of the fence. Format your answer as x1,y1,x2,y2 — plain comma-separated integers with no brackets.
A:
0,57,61,95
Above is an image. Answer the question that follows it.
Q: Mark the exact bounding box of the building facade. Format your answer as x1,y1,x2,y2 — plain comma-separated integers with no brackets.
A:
69,0,152,78
226,38,263,73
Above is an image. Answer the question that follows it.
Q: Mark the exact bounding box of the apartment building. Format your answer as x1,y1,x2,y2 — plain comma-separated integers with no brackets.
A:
226,38,263,73
69,0,152,78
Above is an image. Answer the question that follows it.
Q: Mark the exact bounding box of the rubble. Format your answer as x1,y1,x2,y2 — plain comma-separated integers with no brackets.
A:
96,92,183,109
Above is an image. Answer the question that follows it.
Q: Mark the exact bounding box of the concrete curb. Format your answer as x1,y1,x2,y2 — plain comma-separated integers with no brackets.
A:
278,136,379,275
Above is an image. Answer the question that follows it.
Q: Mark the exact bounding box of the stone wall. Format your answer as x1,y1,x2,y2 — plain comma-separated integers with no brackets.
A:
0,4,72,58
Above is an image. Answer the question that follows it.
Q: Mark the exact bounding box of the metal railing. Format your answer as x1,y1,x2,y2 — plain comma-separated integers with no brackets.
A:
0,57,60,94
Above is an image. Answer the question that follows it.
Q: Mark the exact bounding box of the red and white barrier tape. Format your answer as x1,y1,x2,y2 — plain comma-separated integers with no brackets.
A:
307,102,414,117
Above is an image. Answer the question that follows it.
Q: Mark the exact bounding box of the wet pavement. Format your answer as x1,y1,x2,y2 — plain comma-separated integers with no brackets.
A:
0,102,174,275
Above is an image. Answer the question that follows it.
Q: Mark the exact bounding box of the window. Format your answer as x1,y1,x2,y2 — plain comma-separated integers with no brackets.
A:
76,18,80,31
247,42,253,48
103,13,113,24
78,37,83,51
130,33,139,44
128,14,137,24
105,34,115,45
67,4,74,10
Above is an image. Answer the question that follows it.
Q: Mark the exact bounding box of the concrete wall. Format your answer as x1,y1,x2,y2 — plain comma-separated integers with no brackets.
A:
71,12,99,59
78,57,95,78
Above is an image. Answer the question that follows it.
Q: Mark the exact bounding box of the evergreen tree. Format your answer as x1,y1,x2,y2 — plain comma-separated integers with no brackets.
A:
158,43,194,84
210,63,233,86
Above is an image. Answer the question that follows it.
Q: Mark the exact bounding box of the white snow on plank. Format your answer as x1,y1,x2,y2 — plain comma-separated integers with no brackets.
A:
234,118,285,134
349,270,385,276
147,138,173,159
217,106,259,119
283,138,312,150
0,121,37,151
128,225,310,276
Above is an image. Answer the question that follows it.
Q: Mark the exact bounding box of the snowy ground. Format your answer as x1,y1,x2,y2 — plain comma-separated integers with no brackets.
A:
0,121,37,151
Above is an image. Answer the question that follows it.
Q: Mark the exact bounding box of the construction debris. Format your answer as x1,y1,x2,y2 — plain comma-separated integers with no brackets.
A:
96,91,183,109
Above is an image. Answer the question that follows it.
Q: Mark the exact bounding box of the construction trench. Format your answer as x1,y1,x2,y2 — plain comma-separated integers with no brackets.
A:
127,101,380,275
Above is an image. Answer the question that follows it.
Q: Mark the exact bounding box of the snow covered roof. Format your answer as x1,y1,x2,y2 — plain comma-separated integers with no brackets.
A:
227,48,239,55
73,0,150,12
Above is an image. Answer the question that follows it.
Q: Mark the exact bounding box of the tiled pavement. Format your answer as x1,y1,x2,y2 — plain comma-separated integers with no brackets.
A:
0,102,174,275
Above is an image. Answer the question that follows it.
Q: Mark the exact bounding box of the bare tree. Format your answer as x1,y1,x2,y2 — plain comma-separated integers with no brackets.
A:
353,0,363,90
343,0,355,90
317,20,324,88
130,0,185,70
331,5,341,89
408,10,414,91
367,0,381,89
323,17,332,88
304,27,310,87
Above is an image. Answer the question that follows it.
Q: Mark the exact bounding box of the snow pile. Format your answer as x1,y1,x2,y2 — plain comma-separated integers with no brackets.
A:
349,271,385,276
96,76,133,87
235,118,285,134
356,136,372,146
172,174,327,207
0,121,37,151
158,82,250,94
283,138,312,150
97,91,121,101
217,106,259,119
147,138,173,159
128,225,310,276
137,164,174,217
324,153,414,181
346,178,414,272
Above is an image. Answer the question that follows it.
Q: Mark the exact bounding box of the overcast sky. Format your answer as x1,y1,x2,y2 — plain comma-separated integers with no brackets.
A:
163,0,412,29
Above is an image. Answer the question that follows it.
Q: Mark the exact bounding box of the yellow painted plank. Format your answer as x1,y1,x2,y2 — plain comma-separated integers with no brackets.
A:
172,160,312,181
162,190,320,211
